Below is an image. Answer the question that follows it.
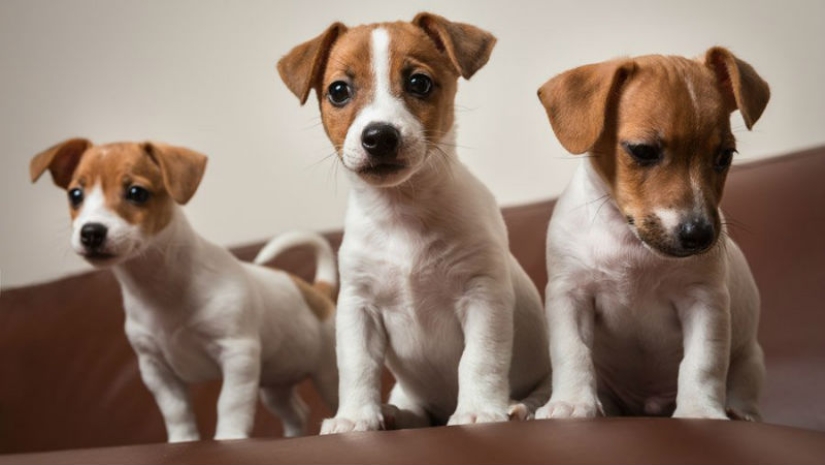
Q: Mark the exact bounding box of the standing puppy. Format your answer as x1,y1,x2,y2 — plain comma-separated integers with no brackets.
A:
278,13,551,432
30,139,339,440
535,49,769,420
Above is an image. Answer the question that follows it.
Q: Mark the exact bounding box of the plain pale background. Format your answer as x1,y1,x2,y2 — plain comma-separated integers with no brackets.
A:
1,0,823,289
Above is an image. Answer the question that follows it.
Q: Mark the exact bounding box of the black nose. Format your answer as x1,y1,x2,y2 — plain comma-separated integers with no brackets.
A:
678,217,715,252
361,123,400,159
80,223,108,249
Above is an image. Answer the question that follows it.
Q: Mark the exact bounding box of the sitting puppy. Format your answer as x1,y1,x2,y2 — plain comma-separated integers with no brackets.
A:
277,13,551,433
535,48,769,420
30,139,338,441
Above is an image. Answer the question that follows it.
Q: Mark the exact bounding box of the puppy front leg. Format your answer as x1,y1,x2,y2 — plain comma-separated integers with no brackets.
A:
320,288,387,434
536,279,601,419
673,287,731,419
214,340,262,440
135,352,200,442
448,277,513,425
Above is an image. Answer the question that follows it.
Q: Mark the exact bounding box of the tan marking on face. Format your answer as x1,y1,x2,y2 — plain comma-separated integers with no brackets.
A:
590,55,735,253
319,22,459,155
67,143,174,236
289,275,335,320
319,26,374,152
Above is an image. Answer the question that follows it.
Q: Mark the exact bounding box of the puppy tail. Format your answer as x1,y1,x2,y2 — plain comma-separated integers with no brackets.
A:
253,231,338,302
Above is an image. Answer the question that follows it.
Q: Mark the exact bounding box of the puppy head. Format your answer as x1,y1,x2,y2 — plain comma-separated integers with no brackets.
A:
30,140,208,266
278,13,495,187
538,48,769,257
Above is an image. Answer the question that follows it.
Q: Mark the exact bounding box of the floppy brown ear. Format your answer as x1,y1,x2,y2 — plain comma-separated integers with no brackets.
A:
142,142,208,205
30,138,92,188
412,12,496,79
537,60,636,154
277,22,348,105
704,47,770,129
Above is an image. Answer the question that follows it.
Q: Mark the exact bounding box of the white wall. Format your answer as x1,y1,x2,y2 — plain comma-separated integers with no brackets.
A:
1,0,823,289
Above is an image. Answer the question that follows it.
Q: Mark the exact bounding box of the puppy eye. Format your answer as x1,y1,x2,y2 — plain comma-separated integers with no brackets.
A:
68,188,84,208
406,74,433,97
623,142,662,166
715,148,737,172
327,81,352,106
125,185,151,205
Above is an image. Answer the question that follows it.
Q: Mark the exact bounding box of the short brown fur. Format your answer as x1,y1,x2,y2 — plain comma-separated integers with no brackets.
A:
289,275,336,321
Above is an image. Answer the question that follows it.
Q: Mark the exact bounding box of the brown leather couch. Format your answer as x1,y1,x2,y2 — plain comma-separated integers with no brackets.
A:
1,147,824,464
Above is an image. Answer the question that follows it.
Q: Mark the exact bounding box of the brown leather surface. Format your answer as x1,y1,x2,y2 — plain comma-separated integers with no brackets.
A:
0,146,823,461
1,419,824,465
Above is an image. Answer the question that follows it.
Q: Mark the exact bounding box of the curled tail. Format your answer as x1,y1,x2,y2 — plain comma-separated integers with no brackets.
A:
254,231,338,307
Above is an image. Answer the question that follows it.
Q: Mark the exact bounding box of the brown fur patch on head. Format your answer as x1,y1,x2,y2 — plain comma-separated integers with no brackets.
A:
317,25,375,153
540,50,768,256
67,143,176,236
597,56,732,226
289,275,335,320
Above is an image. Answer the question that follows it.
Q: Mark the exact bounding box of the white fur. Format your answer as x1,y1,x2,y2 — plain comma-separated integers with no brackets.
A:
73,201,339,441
254,230,337,285
654,208,681,233
320,28,551,434
536,160,764,420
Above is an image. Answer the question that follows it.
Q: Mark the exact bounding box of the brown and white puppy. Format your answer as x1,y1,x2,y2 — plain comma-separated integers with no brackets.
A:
278,13,551,433
535,48,769,420
31,140,339,440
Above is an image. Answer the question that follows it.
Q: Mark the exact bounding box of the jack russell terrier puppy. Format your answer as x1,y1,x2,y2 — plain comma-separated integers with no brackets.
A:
277,13,551,433
30,139,339,441
535,48,769,420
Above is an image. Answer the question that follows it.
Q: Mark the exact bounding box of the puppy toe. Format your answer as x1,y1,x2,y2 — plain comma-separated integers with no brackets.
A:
726,407,761,422
448,408,508,426
536,399,601,419
507,402,532,421
321,409,385,435
673,405,728,420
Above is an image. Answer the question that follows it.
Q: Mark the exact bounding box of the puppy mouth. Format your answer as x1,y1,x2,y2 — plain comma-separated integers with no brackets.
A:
81,250,118,264
356,161,408,177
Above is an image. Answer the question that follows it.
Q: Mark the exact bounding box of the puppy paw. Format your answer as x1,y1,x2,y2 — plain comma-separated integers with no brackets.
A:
168,433,200,443
672,404,728,420
167,426,200,443
448,408,509,426
213,431,249,441
320,409,385,435
726,407,761,422
507,402,532,421
535,398,603,419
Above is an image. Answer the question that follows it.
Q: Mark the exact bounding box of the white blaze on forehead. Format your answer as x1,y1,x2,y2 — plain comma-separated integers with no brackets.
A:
371,28,392,103
684,74,699,113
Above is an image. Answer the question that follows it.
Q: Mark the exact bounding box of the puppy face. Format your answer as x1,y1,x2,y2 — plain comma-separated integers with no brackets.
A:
30,140,207,267
539,49,770,257
320,23,457,187
278,13,496,188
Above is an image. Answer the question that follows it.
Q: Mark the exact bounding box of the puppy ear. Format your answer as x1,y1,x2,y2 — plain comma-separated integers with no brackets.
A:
412,12,496,79
277,22,348,105
537,60,635,154
704,47,770,129
142,142,208,205
30,138,92,188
